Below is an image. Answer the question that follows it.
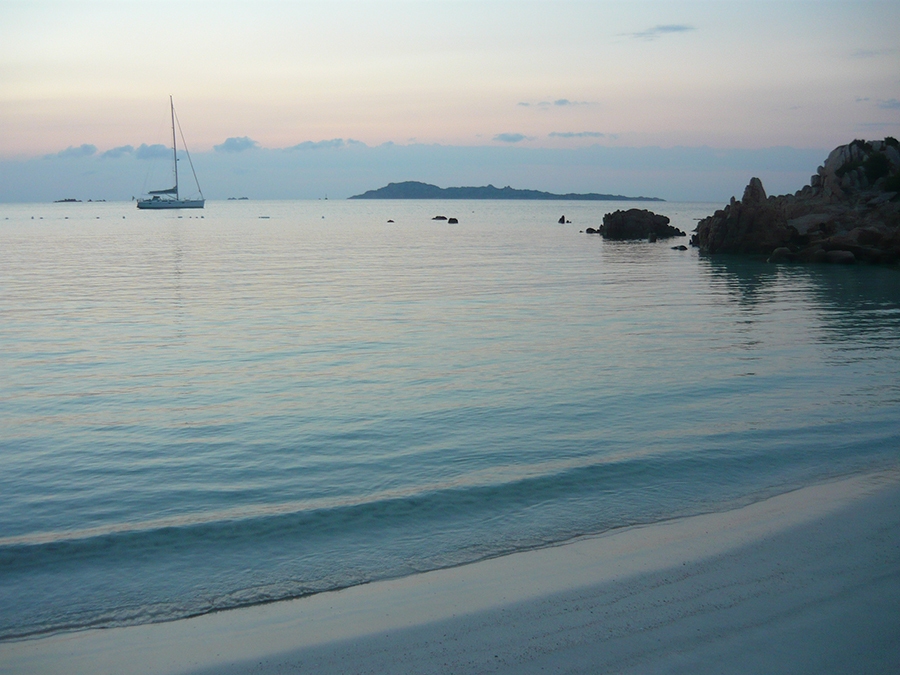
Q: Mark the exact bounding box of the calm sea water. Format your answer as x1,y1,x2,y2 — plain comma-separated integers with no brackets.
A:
1,199,899,640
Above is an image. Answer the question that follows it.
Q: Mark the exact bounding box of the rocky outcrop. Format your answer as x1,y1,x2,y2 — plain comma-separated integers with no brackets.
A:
596,209,686,241
692,138,900,264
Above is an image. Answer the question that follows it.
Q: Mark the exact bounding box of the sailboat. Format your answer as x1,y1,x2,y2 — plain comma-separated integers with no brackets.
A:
137,96,205,209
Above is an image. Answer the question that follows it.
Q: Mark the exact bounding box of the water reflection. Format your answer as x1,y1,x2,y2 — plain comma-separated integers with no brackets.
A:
699,255,900,352
699,255,783,307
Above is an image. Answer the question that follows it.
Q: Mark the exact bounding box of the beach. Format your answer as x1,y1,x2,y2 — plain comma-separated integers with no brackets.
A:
3,468,898,675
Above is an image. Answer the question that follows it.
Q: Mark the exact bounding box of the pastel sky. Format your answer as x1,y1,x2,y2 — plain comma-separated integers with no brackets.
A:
2,0,898,202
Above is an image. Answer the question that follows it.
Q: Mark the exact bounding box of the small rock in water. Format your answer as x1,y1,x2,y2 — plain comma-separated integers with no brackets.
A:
825,250,856,264
767,247,793,263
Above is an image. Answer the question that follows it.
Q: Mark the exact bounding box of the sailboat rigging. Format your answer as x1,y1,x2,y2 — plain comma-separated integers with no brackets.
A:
137,96,205,209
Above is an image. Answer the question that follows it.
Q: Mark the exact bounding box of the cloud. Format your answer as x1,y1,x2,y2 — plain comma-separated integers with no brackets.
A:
286,139,346,151
102,145,134,159
857,97,900,110
494,133,528,143
629,24,695,40
850,48,898,59
521,99,593,108
550,131,606,139
49,144,97,159
214,136,260,153
134,143,170,160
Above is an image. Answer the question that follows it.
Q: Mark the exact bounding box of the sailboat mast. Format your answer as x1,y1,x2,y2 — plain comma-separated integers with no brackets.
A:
170,95,179,200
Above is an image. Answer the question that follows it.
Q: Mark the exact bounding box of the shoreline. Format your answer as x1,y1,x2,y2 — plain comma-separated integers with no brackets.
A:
2,468,899,674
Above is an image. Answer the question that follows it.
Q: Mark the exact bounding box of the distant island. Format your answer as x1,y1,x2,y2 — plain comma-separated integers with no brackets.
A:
349,181,663,201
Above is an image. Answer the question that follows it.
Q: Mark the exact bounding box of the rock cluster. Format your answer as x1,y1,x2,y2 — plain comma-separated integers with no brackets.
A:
591,208,686,241
692,138,900,264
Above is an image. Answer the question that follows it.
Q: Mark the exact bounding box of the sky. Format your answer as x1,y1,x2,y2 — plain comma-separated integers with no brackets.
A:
1,0,898,203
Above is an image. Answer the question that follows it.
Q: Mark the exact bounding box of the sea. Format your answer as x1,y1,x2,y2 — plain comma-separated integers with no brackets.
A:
1,198,899,641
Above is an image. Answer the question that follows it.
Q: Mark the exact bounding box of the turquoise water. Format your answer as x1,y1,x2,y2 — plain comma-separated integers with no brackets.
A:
1,199,899,640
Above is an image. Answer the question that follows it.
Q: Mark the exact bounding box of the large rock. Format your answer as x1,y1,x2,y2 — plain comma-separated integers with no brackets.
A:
692,138,900,264
598,209,686,241
690,177,792,254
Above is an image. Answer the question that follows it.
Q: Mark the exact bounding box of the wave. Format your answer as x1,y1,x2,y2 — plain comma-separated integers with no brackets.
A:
5,414,897,642
2,456,643,569
1,450,762,640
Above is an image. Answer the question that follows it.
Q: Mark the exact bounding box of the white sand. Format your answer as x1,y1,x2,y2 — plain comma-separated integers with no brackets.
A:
2,469,899,675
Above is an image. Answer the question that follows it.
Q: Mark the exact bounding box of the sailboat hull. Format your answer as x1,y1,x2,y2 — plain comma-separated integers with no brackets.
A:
137,198,205,210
